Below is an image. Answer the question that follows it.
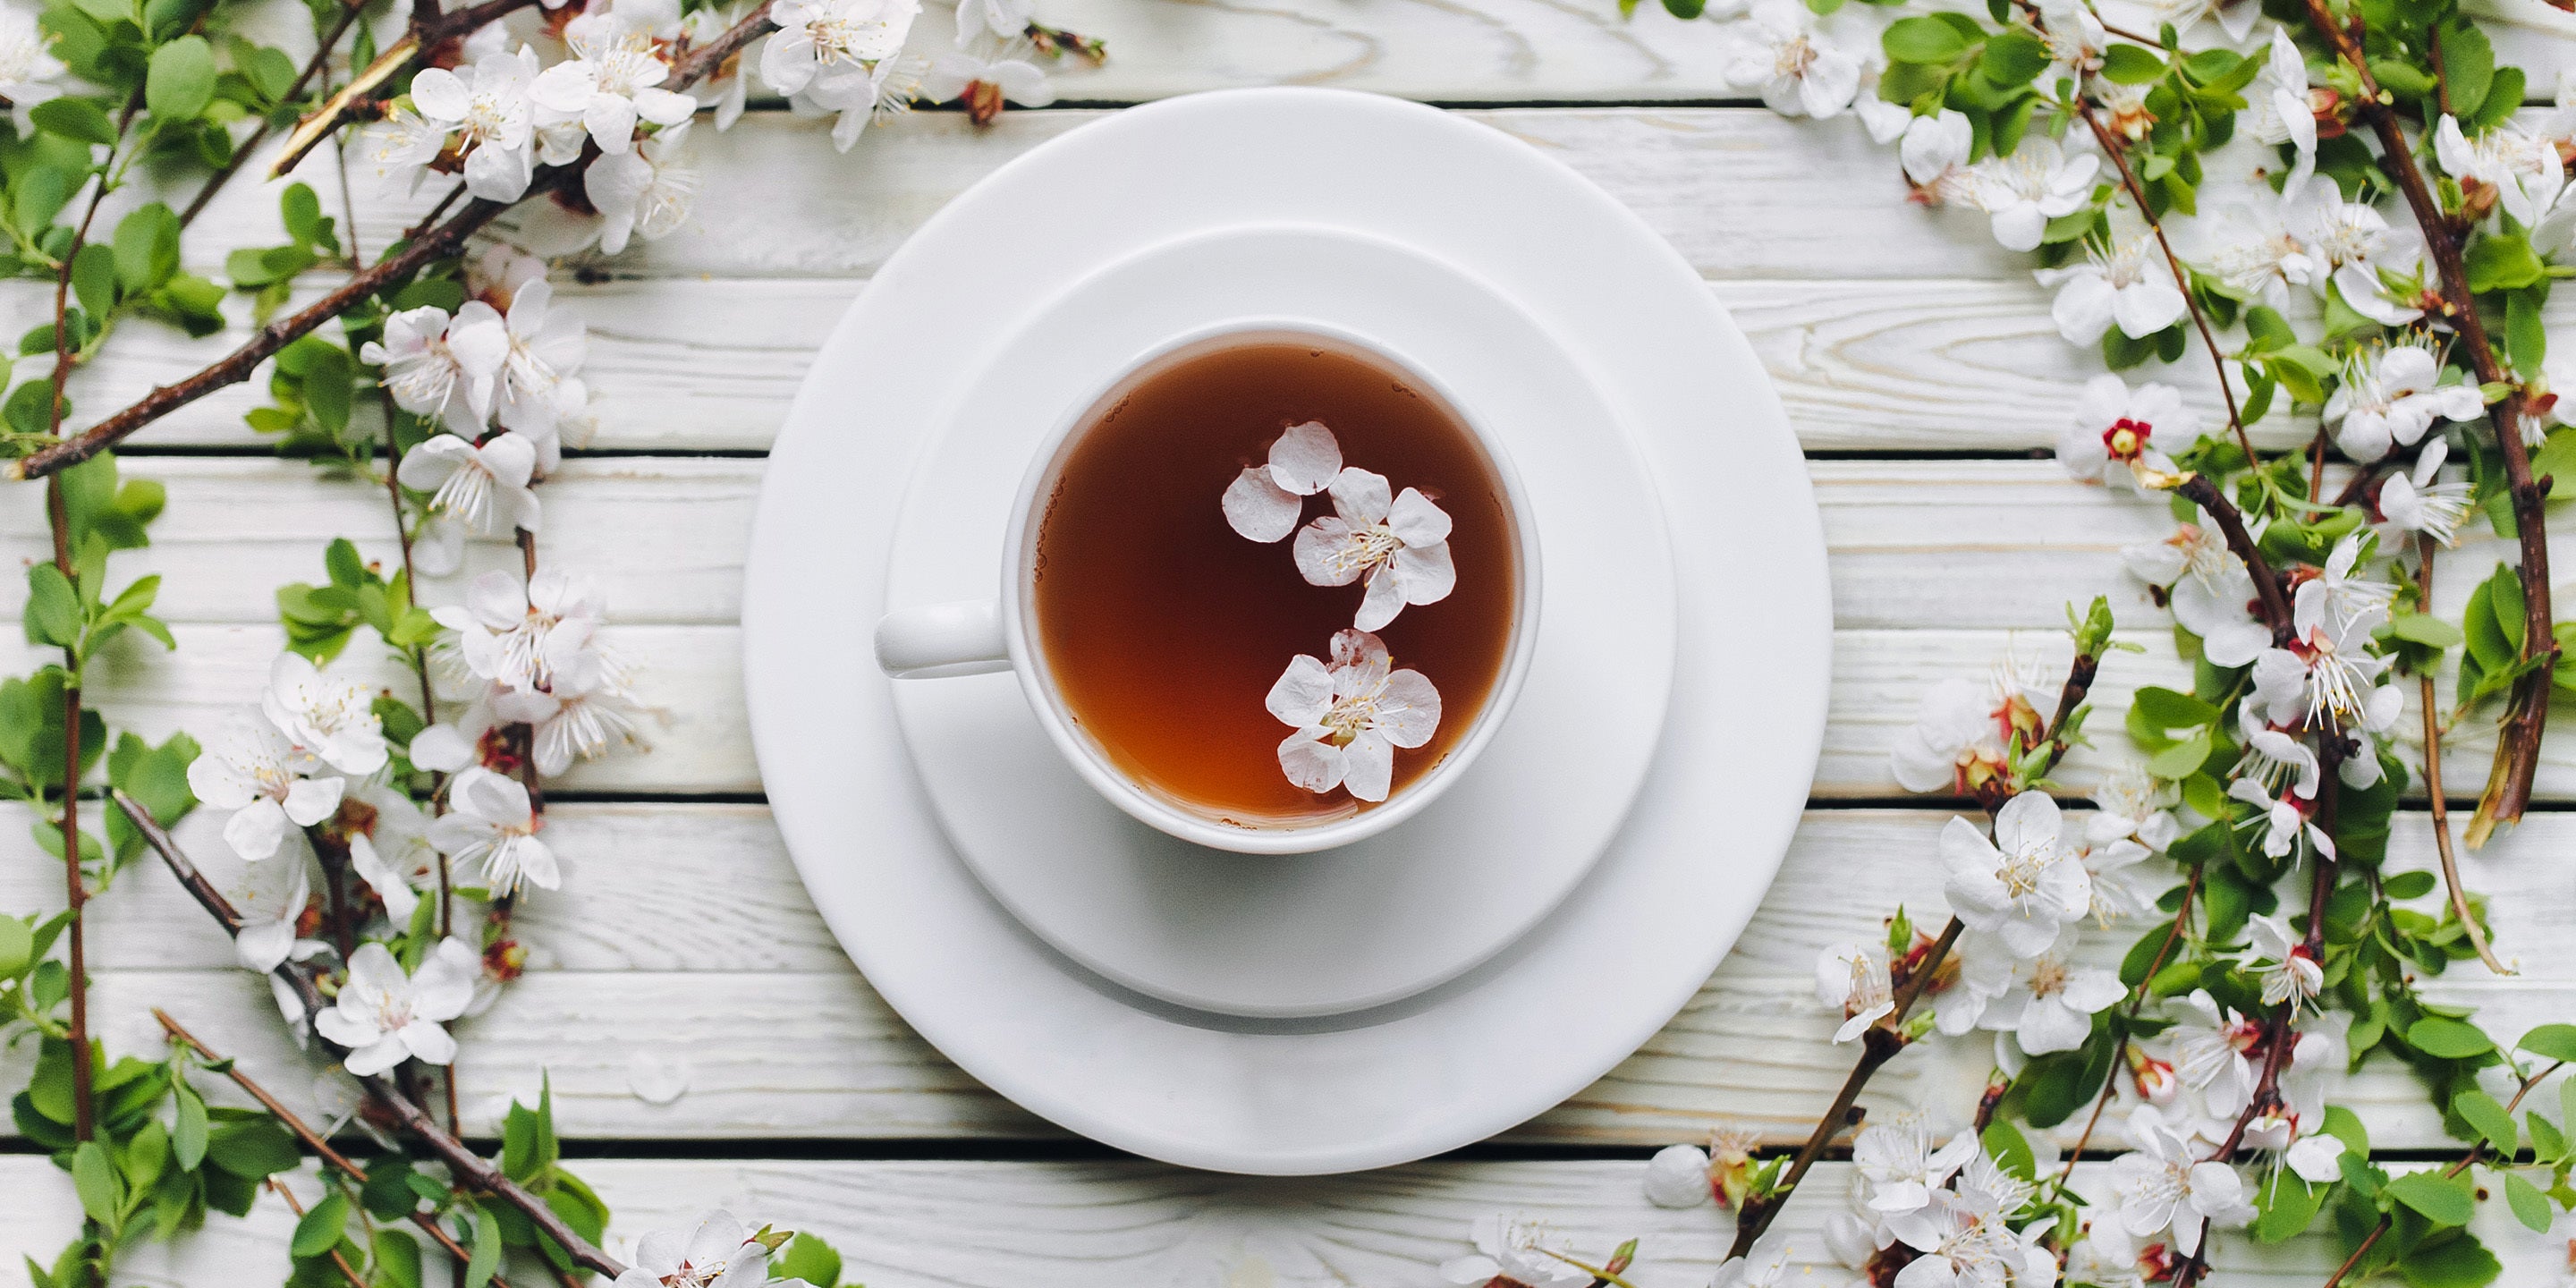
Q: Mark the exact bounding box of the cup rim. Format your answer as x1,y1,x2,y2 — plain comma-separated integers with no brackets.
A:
996,316,1546,855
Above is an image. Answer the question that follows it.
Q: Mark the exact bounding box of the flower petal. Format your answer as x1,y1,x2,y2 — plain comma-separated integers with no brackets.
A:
283,775,344,826
1354,564,1407,631
1386,487,1453,546
1265,654,1335,727
1292,518,1368,587
1265,420,1341,495
1341,731,1395,801
1276,730,1345,793
1327,468,1392,525
1222,467,1303,543
1373,669,1444,749
1392,540,1456,606
225,799,290,860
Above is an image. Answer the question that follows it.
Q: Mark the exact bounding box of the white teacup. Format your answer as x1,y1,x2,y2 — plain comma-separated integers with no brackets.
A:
873,321,1542,854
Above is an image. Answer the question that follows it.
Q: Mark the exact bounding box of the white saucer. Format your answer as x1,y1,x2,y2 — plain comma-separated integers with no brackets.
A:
885,225,1677,1019
744,87,1832,1174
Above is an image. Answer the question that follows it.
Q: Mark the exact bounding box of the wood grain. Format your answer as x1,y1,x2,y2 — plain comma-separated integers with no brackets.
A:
2,802,2562,1147
5,1156,2569,1288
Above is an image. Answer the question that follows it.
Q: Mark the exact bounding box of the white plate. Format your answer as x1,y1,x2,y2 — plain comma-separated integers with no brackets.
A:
744,87,1832,1174
885,225,1676,1019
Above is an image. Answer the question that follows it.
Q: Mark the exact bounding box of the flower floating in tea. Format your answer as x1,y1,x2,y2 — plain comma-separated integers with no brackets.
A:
1221,419,1343,542
1292,466,1458,631
1266,629,1442,802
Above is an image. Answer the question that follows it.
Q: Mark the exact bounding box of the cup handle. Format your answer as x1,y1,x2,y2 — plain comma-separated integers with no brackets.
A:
874,598,1011,678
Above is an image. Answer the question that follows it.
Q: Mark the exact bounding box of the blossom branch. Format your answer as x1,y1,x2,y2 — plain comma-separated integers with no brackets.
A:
2296,0,2555,843
2172,473,2295,637
114,792,628,1282
2317,1058,2563,1288
263,1179,372,1288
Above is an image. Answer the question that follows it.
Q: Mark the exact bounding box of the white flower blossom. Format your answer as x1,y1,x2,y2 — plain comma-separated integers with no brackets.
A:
2435,114,2563,228
1710,1230,1798,1288
2160,989,2261,1118
2378,438,2473,547
1292,467,1457,631
2080,835,2157,925
361,303,510,437
2089,761,2179,854
2195,198,2318,310
2241,29,2318,201
2250,572,2392,733
1437,1215,1590,1288
2107,1104,2255,1256
187,710,344,861
262,652,389,776
2326,341,2483,463
2228,774,2336,861
489,278,589,448
2149,0,2259,43
919,34,1052,124
1984,949,2125,1055
530,19,698,156
2245,912,2323,1008
314,938,479,1075
2285,184,2424,326
2123,516,2267,665
430,767,559,895
2058,375,2191,490
1221,419,1342,542
2033,0,2104,88
0,4,66,133
231,855,324,974
586,123,699,255
1852,1114,1977,1220
1855,66,1912,146
2036,231,2187,346
1900,109,1977,205
435,567,613,696
679,3,758,130
494,665,645,775
1816,941,1894,1042
397,432,543,575
762,0,921,97
1943,790,2093,958
1967,136,2098,252
409,47,543,201
1643,1144,1712,1208
1724,0,1860,119
1890,650,2059,794
611,1211,773,1288
1266,629,1440,802
955,0,1030,43
1936,931,2015,1036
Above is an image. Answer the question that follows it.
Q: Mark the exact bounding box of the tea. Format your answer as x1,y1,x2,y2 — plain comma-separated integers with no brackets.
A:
1030,333,1518,827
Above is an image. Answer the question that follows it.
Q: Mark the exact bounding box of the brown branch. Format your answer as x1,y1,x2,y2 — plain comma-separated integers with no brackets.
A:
9,191,517,480
47,479,94,1147
1728,915,1965,1258
182,0,370,227
15,0,778,482
2296,0,2555,842
267,36,417,182
2058,864,2205,1187
116,793,626,1282
2078,103,2258,470
156,1008,482,1268
2415,534,2507,973
2173,473,2296,637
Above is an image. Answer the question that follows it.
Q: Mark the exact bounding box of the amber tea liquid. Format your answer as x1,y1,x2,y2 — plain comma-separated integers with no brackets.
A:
1030,333,1518,828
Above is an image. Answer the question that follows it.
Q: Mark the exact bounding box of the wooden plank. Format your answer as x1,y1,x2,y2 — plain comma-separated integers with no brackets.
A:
18,276,2328,454
2,803,2560,1146
12,458,2561,633
4,1157,2567,1288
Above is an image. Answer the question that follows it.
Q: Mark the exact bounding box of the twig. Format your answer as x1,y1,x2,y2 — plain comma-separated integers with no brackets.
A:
1728,916,1965,1258
181,0,370,227
2415,533,2506,973
2316,1059,2565,1288
116,793,628,1281
2297,0,2555,842
155,1008,482,1267
2056,865,2205,1187
2172,474,2295,636
13,0,779,482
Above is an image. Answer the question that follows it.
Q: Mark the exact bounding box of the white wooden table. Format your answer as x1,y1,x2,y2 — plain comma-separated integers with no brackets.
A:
10,2,2576,1282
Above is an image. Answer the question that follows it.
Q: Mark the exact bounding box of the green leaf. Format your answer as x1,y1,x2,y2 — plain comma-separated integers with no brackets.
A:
465,1207,502,1288
145,36,216,121
1883,15,1969,64
2410,1017,2496,1060
1979,28,2051,84
2520,1023,2576,1063
0,916,28,977
2439,21,2494,122
2131,684,2217,731
71,242,116,320
111,204,179,297
172,1080,207,1170
2464,232,2544,294
372,1230,423,1288
1981,1120,2036,1180
29,97,117,146
2505,1171,2553,1233
2323,1104,2371,1156
2387,614,2465,649
2102,42,2164,83
2399,1232,2501,1288
2147,728,2213,777
204,1118,300,1178
775,1233,841,1288
2383,869,2436,900
2386,1170,2479,1227
72,1140,121,1226
2509,289,2546,378
2453,1089,2519,1149
14,164,75,236
292,1190,349,1258
24,564,80,648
